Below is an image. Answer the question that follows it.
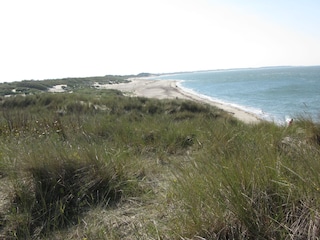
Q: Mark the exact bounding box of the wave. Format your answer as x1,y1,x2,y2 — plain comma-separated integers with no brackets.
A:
176,81,280,123
153,66,320,125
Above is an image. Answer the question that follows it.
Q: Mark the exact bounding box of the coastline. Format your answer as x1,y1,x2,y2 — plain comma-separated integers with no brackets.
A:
97,78,261,124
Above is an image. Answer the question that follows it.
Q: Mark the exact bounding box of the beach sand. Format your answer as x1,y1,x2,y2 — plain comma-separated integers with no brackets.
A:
97,78,261,124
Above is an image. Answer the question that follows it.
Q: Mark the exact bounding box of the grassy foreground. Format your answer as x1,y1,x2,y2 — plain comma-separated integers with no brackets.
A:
0,84,320,239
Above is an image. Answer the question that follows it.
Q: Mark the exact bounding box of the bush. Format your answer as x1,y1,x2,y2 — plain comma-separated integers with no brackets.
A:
16,81,48,91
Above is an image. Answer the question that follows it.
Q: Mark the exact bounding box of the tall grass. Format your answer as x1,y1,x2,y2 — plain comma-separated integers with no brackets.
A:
1,88,320,239
2,134,147,238
169,120,320,239
0,89,227,238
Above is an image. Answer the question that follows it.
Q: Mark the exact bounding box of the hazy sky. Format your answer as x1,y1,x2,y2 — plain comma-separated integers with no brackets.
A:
1,0,320,82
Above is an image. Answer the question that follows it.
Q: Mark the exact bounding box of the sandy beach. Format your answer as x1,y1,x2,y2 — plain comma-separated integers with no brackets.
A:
96,78,261,124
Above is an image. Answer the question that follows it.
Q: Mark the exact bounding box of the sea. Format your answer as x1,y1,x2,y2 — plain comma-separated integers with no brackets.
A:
153,66,320,124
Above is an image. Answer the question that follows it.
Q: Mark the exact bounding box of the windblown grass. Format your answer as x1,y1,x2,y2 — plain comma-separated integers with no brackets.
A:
0,86,320,239
0,88,227,238
169,120,320,239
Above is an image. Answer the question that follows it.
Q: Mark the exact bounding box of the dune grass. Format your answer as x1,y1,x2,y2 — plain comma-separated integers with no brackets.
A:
168,119,320,239
0,87,320,239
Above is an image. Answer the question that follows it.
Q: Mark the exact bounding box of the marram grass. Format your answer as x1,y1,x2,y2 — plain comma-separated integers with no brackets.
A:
0,89,320,239
169,120,320,239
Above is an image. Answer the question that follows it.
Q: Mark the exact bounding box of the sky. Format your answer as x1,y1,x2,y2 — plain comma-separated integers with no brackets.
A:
1,0,320,82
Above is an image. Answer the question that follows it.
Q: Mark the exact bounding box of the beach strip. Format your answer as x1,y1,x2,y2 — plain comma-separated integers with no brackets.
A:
97,78,261,124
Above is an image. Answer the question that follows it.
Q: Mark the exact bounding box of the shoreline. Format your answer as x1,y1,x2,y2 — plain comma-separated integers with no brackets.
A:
97,78,262,124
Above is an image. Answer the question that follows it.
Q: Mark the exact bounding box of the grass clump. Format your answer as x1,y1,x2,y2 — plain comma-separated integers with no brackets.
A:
168,121,320,239
3,140,144,238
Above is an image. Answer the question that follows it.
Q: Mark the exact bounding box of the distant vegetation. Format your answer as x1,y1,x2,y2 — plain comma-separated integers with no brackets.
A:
0,75,131,96
136,72,155,77
0,78,320,239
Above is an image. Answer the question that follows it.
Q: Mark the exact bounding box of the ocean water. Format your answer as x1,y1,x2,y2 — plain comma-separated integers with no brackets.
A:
154,66,320,124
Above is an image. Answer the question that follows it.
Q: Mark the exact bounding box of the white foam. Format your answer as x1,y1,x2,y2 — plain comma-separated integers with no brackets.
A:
177,82,267,119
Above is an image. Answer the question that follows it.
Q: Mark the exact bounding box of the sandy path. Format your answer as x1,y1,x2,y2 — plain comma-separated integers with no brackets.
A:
97,78,261,124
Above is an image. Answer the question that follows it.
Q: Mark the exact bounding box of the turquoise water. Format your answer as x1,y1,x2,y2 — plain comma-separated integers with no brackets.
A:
154,66,320,124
